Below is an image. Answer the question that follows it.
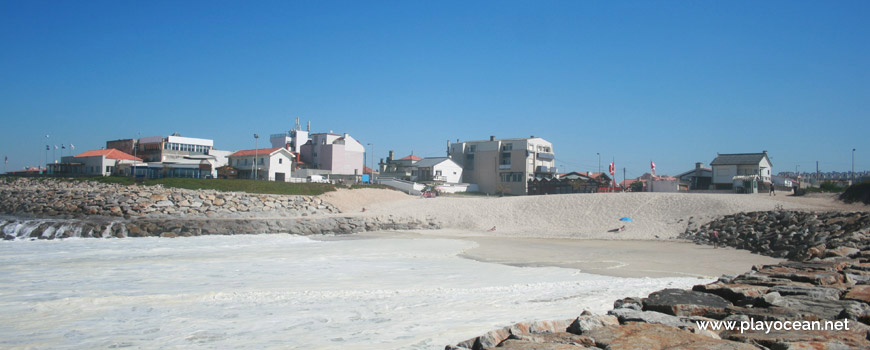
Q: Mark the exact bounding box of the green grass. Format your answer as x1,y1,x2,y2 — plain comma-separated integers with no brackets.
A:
27,176,338,196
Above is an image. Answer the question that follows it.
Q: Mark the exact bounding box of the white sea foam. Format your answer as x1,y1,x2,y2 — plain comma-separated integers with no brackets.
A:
0,234,706,349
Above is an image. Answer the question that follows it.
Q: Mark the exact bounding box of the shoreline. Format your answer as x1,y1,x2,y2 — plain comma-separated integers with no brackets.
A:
345,230,782,279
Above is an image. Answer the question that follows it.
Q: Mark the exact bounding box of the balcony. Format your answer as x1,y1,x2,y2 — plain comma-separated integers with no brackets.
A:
536,166,557,173
536,152,555,160
498,164,512,170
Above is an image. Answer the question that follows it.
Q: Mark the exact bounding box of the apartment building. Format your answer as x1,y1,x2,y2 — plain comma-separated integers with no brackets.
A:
448,136,556,195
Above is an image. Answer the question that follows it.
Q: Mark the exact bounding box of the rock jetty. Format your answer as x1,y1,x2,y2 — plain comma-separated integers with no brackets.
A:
680,210,870,261
0,177,339,218
0,178,441,239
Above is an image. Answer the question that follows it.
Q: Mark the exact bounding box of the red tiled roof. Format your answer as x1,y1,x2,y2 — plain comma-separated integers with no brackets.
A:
399,154,422,161
75,149,142,161
229,148,283,157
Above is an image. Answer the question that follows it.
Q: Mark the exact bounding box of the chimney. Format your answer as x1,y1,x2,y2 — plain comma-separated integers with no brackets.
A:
446,140,451,157
490,136,496,141
388,150,394,162
530,135,535,138
343,133,348,138
696,162,703,169
307,121,310,132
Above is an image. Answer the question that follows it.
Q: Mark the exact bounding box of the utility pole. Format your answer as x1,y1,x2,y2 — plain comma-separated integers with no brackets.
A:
597,153,600,174
623,167,626,192
367,143,374,184
852,148,856,185
253,134,260,180
816,161,819,185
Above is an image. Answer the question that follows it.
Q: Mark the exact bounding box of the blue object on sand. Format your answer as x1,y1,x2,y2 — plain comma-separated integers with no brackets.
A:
619,217,633,221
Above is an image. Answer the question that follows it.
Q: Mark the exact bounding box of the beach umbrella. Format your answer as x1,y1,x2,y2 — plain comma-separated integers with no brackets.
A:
619,217,633,222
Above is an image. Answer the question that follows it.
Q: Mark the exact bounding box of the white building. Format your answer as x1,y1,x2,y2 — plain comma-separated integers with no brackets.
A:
227,147,295,181
711,151,773,191
448,136,556,195
51,149,143,176
412,157,463,183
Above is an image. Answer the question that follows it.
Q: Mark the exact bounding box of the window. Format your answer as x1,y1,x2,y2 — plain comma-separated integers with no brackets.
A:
468,145,476,153
502,143,512,151
259,158,264,165
279,158,283,164
435,170,442,176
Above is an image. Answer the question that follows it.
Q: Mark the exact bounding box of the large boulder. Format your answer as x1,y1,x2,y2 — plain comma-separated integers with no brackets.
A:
583,323,757,350
643,288,733,318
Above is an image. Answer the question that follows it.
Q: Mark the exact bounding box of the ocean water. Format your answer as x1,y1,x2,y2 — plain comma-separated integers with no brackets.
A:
0,234,705,349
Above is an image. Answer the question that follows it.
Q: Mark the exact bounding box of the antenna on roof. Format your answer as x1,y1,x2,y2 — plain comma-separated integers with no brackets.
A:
295,117,301,130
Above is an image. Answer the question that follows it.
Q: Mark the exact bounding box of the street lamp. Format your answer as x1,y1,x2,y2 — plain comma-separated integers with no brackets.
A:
597,153,600,174
852,148,856,185
367,143,374,184
254,134,260,180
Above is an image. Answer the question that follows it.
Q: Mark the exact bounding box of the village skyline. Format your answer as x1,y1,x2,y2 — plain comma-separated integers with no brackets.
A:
1,1,868,177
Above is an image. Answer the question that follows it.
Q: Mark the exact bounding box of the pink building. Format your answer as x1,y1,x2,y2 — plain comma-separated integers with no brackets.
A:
299,132,365,176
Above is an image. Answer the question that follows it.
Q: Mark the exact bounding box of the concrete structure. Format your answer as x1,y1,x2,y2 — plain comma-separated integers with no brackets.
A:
228,147,295,181
646,177,681,192
676,162,713,190
448,136,556,195
50,149,143,176
711,151,773,190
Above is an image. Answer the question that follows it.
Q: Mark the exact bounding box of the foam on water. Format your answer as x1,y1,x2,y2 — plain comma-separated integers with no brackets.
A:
0,234,707,349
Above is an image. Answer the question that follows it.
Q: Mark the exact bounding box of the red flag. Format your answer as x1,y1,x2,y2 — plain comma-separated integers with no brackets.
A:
608,162,615,176
651,161,656,176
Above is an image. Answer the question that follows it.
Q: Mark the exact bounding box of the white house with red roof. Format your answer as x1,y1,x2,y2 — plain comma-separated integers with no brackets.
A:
50,149,143,176
227,147,295,181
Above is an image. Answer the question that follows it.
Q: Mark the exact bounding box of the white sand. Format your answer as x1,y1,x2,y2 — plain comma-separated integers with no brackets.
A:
321,189,865,240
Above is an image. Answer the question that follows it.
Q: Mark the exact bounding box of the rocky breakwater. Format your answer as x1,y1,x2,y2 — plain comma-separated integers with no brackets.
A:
448,255,870,349
0,177,339,218
680,210,870,261
0,178,442,239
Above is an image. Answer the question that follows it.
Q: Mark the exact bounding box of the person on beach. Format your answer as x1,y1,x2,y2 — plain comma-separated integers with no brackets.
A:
711,230,720,249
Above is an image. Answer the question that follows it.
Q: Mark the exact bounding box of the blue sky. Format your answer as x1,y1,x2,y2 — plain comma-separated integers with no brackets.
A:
1,0,867,178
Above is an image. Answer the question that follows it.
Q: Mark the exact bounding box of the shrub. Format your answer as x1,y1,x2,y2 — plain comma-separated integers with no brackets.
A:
840,181,870,205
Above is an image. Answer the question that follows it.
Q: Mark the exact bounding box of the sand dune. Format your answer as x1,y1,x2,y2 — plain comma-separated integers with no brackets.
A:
322,189,863,240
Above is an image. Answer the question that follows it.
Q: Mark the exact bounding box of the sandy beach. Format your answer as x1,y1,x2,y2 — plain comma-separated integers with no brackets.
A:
321,188,866,278
322,188,866,240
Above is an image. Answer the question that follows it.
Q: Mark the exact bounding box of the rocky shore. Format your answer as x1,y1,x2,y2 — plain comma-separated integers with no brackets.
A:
449,210,870,350
0,178,441,239
448,252,870,350
680,210,870,261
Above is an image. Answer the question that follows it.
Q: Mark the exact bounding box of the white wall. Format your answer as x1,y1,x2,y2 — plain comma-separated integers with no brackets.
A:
712,165,737,184
377,178,426,195
647,179,680,192
267,152,294,181
434,160,463,183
